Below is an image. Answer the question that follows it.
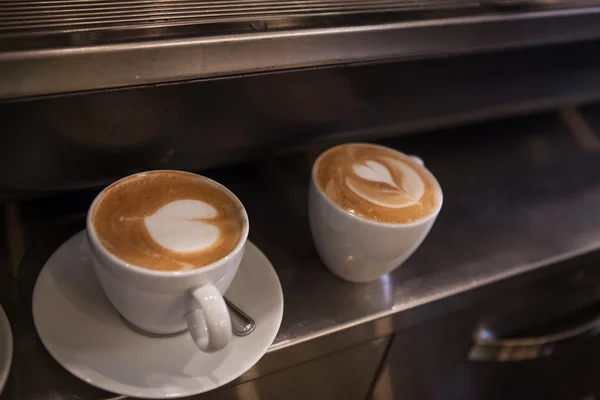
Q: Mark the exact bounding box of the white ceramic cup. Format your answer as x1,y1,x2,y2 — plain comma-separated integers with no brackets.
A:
309,145,443,283
86,171,249,352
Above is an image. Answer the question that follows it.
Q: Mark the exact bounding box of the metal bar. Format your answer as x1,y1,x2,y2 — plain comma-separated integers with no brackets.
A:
0,1,467,30
0,0,467,14
0,4,468,26
0,0,455,9
0,0,460,16
2,8,600,99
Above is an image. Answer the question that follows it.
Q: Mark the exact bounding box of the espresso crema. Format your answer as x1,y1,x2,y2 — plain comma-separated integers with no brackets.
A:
314,143,442,223
92,171,245,271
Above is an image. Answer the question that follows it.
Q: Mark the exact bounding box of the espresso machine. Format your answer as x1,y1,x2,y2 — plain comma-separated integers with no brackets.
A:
2,1,600,399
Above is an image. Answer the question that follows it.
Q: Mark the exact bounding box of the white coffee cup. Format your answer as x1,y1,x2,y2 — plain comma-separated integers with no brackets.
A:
309,147,442,283
86,171,249,352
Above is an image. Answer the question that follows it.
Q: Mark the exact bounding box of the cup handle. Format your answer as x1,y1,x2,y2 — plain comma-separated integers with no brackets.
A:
185,284,232,352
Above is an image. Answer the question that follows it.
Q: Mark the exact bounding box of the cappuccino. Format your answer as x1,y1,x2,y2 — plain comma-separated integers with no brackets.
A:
92,171,245,271
314,143,441,224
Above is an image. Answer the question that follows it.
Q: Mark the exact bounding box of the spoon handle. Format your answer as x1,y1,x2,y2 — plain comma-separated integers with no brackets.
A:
225,297,256,336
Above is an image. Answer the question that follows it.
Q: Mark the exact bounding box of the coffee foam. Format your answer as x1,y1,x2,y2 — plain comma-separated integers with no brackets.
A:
92,171,244,271
143,199,220,253
315,144,441,223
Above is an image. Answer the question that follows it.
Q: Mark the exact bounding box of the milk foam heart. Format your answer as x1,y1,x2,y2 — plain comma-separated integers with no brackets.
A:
314,143,442,223
353,161,398,187
92,171,245,271
347,159,425,208
144,200,220,253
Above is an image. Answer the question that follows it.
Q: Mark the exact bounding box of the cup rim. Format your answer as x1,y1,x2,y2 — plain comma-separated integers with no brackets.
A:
86,170,249,278
311,142,443,228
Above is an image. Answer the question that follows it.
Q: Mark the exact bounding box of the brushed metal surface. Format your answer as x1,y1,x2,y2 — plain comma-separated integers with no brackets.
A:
200,337,389,400
2,110,600,398
372,261,600,400
0,0,472,34
3,6,600,98
4,41,600,193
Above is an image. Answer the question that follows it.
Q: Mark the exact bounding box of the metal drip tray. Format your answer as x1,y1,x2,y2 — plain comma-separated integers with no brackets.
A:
0,0,474,36
1,0,600,99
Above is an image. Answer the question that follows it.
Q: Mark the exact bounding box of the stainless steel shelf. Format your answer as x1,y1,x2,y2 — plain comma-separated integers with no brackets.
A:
2,108,600,398
1,1,600,99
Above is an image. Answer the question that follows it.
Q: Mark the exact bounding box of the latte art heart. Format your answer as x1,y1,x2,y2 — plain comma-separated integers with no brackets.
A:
353,161,397,187
144,200,220,253
92,171,244,271
314,143,442,223
348,159,425,208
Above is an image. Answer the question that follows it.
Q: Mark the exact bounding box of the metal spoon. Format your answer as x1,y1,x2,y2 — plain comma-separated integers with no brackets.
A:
225,297,255,336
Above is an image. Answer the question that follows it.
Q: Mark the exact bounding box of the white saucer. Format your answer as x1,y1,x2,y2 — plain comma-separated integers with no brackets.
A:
0,304,12,394
32,231,283,399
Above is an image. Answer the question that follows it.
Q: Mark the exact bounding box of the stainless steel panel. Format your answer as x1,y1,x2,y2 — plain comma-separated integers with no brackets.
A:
3,6,600,98
199,337,389,400
372,262,600,400
0,0,474,35
5,42,600,192
3,110,600,398
372,311,480,400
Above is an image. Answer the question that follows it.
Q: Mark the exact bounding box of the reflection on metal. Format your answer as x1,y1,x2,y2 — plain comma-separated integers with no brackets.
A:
469,312,600,361
233,380,261,400
560,106,600,151
226,297,257,337
3,6,600,98
371,352,396,399
469,343,543,361
3,203,24,278
199,338,390,400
